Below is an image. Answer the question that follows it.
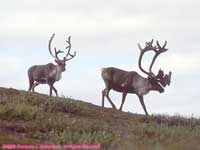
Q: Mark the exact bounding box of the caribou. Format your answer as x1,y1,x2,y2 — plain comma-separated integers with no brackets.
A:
101,39,171,115
28,33,76,96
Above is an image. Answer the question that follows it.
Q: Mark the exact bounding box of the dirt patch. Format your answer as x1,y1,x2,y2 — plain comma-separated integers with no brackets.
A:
0,124,29,133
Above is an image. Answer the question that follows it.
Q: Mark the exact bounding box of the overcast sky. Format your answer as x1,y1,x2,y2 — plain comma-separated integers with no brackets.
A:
0,0,200,116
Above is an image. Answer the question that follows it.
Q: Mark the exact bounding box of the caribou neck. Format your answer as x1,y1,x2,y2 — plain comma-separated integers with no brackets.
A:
48,64,63,82
54,65,63,81
134,77,152,96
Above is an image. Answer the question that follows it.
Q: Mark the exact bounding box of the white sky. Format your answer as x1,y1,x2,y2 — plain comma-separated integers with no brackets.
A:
0,0,200,116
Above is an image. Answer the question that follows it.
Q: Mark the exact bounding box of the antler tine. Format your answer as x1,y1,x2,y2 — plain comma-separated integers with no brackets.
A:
156,40,168,52
156,41,161,49
162,41,167,49
54,48,64,60
158,71,172,87
145,39,154,46
167,71,172,85
65,36,71,57
137,43,143,51
64,36,76,61
138,39,156,51
65,51,76,61
150,39,154,45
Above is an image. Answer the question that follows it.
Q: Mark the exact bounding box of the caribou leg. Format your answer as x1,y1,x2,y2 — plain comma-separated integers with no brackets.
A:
102,88,117,109
119,92,127,111
106,93,117,109
102,89,106,107
32,82,40,92
52,85,58,96
48,84,53,97
138,95,149,115
28,78,34,92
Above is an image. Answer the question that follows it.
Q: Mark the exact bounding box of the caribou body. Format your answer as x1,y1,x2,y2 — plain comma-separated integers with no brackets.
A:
28,33,76,96
101,40,171,115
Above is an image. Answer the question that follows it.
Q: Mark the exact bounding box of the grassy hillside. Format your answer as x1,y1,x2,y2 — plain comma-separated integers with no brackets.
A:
0,87,200,150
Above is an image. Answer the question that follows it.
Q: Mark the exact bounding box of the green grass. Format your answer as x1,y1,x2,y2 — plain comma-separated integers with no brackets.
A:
0,87,200,150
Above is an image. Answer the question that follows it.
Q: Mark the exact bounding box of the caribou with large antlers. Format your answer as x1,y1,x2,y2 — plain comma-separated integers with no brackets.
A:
101,39,171,115
28,33,76,96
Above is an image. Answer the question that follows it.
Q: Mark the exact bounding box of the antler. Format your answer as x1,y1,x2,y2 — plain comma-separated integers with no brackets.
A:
48,33,64,61
149,41,168,75
64,36,76,61
162,71,172,86
138,39,171,87
137,39,157,76
48,33,76,61
156,70,172,87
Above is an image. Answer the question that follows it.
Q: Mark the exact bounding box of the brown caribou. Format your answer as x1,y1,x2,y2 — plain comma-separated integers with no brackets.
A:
101,39,171,115
28,33,76,96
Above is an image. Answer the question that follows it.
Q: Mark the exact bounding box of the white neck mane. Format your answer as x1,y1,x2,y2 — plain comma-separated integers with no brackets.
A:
55,66,63,81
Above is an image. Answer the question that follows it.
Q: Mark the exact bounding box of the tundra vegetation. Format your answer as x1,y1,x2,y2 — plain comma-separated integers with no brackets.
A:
0,87,200,150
